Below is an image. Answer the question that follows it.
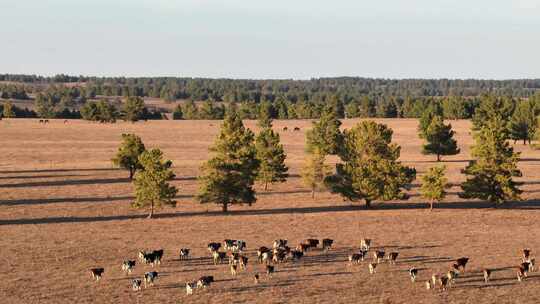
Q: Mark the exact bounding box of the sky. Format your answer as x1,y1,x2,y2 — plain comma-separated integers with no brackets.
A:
0,0,539,79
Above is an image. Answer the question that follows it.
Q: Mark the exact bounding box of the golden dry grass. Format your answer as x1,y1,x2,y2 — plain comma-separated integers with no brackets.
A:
1,118,540,304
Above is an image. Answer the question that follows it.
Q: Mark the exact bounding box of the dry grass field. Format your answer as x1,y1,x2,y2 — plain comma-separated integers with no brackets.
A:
2,118,540,304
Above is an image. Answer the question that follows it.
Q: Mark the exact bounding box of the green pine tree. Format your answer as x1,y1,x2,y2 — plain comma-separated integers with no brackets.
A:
123,96,145,122
420,165,450,210
301,151,331,199
132,149,177,218
508,100,537,145
255,124,289,190
112,134,146,179
325,121,416,208
422,115,460,161
460,116,523,206
418,102,443,138
306,107,343,155
197,110,259,212
472,95,514,131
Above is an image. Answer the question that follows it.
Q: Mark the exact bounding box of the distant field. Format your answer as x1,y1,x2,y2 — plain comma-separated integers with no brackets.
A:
1,118,540,303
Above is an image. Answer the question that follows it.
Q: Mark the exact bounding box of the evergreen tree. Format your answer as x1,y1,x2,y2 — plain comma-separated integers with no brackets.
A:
2,101,15,118
420,165,450,210
112,134,146,179
472,95,514,131
422,115,460,161
80,102,99,121
324,121,416,208
255,122,288,190
358,96,375,118
133,149,177,218
123,96,145,122
95,100,117,122
306,107,343,155
301,151,331,198
418,102,443,138
197,110,259,212
257,101,274,128
460,117,523,206
182,100,198,119
345,101,359,118
508,100,537,145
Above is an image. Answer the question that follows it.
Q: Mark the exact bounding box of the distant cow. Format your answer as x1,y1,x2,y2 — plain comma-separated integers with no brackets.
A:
132,279,142,291
306,239,320,249
273,239,288,249
297,243,310,253
186,281,197,295
213,251,227,265
483,269,491,283
144,271,158,287
293,127,300,131
360,239,371,251
349,253,362,265
90,268,104,281
208,242,221,252
322,239,334,252
439,276,449,291
122,260,136,274
266,265,275,277
368,263,377,274
179,248,190,260
283,127,288,131
409,268,418,282
455,257,469,272
290,250,304,261
387,252,399,265
374,250,385,263
230,264,238,277
197,276,214,289
257,246,271,263
523,249,531,261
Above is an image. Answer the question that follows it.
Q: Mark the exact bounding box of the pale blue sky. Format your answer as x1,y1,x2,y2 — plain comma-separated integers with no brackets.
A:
1,0,539,79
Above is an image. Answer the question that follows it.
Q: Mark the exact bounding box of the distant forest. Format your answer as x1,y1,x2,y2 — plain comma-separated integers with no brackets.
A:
1,74,539,120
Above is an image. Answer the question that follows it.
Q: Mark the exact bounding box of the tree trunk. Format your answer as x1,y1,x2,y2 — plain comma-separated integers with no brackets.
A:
430,199,434,211
365,199,371,208
524,138,527,145
264,182,268,191
222,203,228,212
311,189,315,199
148,201,154,219
437,154,441,162
129,168,134,180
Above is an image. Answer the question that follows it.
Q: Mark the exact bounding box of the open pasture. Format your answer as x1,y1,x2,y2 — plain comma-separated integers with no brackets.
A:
1,118,540,303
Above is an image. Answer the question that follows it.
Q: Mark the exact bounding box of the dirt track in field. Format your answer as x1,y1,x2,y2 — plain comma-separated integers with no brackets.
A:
1,118,540,303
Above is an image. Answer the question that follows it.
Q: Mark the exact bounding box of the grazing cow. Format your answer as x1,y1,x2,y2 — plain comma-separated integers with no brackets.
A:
213,251,227,265
483,269,491,283
273,239,288,249
144,271,158,287
439,276,449,291
138,250,148,262
529,258,536,272
368,263,377,274
224,239,246,252
229,252,240,265
261,251,273,265
257,246,271,263
293,127,300,131
322,239,334,252
360,239,371,251
186,281,197,295
179,248,190,260
387,252,399,265
447,270,458,285
44,119,49,124
290,250,304,261
283,127,288,131
254,273,260,284
90,268,104,281
39,119,44,123
431,274,438,287
208,242,221,253
224,239,236,251
521,262,530,276
297,243,310,253
197,276,213,289
374,250,385,264
425,281,432,290
306,239,320,249
64,120,68,124
273,251,287,264
230,264,238,277
517,264,528,282
523,249,531,261
152,249,164,265
348,253,362,265
122,260,136,274
266,265,275,277
455,257,469,273
239,256,249,270
132,279,142,291
409,268,418,282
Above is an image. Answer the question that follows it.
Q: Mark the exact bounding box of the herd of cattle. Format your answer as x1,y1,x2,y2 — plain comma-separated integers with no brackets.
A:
89,238,537,296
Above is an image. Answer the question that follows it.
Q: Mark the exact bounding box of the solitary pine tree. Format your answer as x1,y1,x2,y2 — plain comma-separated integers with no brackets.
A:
508,100,537,145
420,165,450,210
255,120,288,190
123,96,145,122
306,107,343,155
418,102,443,138
460,117,523,206
325,121,416,208
197,110,259,212
257,101,274,129
133,149,177,218
422,115,460,161
2,101,15,118
112,134,146,179
472,95,515,131
301,151,331,199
